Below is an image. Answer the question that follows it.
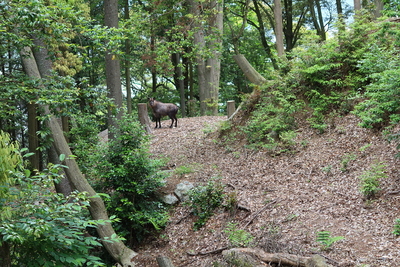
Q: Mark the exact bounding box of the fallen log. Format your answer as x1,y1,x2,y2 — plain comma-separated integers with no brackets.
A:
222,248,329,267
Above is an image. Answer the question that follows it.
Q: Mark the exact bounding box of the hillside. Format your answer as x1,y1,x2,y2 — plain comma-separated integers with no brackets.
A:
135,114,399,267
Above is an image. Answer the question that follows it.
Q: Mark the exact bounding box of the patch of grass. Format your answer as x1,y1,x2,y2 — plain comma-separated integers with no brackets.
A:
393,219,400,236
359,161,387,199
224,222,254,248
174,163,201,176
340,153,357,172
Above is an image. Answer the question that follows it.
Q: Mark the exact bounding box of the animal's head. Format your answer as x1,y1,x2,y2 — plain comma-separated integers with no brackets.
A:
148,97,156,107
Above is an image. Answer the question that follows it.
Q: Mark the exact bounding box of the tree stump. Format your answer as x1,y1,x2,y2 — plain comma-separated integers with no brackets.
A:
227,100,235,118
138,103,153,134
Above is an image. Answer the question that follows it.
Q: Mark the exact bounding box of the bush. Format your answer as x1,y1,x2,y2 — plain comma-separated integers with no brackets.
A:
352,20,400,128
185,179,225,230
359,162,387,199
244,84,302,150
224,222,254,248
90,114,168,243
0,155,106,266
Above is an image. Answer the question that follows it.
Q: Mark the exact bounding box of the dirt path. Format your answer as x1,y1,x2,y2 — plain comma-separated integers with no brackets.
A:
135,115,400,267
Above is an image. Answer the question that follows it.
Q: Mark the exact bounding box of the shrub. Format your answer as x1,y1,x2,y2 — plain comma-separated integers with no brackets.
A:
0,154,106,266
393,219,400,236
244,85,302,150
224,222,254,248
359,162,387,199
185,178,225,230
91,114,168,243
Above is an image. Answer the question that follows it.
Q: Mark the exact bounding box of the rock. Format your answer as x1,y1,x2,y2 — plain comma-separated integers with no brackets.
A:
306,255,328,267
162,194,179,205
174,181,194,201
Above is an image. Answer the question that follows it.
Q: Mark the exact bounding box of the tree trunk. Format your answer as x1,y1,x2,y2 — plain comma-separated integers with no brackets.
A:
105,0,123,141
31,36,72,194
354,0,361,10
20,46,137,266
373,0,383,18
27,103,39,170
205,0,223,116
274,0,285,57
172,53,186,117
253,0,279,70
189,0,207,115
233,54,267,86
0,238,11,267
189,0,223,116
137,103,152,134
124,0,132,114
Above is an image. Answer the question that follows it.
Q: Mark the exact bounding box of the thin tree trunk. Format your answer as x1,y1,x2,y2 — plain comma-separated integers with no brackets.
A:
105,0,123,141
0,238,11,267
27,103,39,170
274,0,285,56
124,0,132,114
20,46,137,266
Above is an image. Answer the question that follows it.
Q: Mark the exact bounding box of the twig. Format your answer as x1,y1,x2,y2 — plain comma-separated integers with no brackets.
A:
187,246,228,256
243,199,277,228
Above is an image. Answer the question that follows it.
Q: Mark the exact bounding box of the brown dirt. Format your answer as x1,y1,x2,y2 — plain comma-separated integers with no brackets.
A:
134,114,400,267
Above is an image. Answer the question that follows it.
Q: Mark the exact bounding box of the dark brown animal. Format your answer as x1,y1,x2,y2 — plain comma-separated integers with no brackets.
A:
148,98,178,128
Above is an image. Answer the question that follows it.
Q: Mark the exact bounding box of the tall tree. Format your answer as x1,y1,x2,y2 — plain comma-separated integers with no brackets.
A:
20,45,138,266
124,0,132,114
274,0,285,56
189,0,224,115
104,0,123,140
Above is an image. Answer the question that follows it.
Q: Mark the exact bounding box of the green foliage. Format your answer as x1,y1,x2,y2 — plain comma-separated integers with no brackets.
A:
392,219,400,236
90,114,168,242
0,131,22,219
224,222,254,248
316,231,344,251
352,20,400,128
174,163,201,176
340,153,357,172
244,85,302,150
359,162,387,199
185,179,225,230
0,155,106,266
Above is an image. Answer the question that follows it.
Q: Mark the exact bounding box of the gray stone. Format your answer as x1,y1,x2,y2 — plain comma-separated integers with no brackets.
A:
162,194,179,205
174,181,194,201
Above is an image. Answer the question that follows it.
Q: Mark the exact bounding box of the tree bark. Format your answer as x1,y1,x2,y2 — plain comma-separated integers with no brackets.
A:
0,238,11,267
233,54,267,86
31,36,73,195
20,46,137,266
172,53,186,117
27,103,39,170
137,103,152,134
124,0,132,114
189,0,223,116
105,0,123,141
273,0,285,57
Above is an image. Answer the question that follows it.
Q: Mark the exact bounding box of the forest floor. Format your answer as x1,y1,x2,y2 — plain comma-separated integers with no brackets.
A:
134,114,400,267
